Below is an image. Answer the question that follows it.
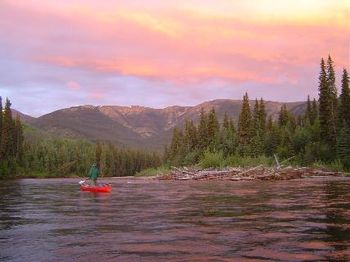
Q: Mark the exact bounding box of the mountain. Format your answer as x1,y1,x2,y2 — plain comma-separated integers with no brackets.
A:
12,109,36,123
28,99,307,151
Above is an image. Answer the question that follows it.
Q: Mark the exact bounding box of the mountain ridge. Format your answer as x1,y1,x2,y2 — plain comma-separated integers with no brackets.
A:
16,99,307,150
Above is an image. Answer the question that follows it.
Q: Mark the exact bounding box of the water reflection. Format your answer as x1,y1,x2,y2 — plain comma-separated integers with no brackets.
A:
0,177,349,261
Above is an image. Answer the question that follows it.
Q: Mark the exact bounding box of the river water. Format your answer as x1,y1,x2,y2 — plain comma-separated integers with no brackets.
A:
0,177,349,261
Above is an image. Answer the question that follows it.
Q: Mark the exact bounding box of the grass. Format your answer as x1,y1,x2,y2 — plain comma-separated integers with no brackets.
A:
135,165,171,177
311,160,349,173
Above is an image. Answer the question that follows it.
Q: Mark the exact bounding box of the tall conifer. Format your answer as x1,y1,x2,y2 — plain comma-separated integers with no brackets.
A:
259,98,267,134
15,114,24,161
326,55,338,140
311,98,318,124
198,108,208,149
319,58,334,145
338,68,350,129
238,93,252,149
0,96,2,156
278,105,289,126
0,98,14,159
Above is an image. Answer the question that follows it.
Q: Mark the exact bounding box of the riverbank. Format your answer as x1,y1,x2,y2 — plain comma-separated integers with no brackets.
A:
143,166,349,181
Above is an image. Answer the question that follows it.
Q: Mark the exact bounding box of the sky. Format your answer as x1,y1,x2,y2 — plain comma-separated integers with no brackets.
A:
0,0,349,116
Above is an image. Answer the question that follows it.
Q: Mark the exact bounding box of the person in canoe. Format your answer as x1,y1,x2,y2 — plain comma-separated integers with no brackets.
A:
88,163,100,186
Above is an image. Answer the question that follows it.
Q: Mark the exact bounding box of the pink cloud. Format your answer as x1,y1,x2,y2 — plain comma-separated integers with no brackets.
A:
1,0,349,107
66,81,81,90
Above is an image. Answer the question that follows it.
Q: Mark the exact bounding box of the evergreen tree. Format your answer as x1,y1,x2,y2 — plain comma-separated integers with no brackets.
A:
207,108,220,149
169,127,184,165
306,95,312,124
198,108,208,149
278,105,289,127
338,68,350,129
319,58,336,147
0,98,14,160
222,112,229,130
238,93,252,154
220,113,237,156
184,119,197,152
326,55,338,139
253,99,260,133
258,98,267,134
14,114,24,161
311,98,318,125
336,125,350,169
326,55,338,106
267,116,273,131
0,96,2,152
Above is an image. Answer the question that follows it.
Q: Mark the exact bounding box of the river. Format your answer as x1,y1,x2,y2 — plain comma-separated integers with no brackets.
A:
1,177,349,261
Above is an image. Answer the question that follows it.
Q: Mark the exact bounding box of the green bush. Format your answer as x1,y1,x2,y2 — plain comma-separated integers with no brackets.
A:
224,154,274,167
135,166,171,177
199,150,225,168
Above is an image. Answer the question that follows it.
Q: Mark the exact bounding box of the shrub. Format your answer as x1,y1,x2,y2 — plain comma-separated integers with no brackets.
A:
199,150,225,168
135,166,171,177
225,154,274,167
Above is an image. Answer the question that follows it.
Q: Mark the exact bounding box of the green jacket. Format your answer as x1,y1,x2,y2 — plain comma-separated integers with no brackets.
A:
89,166,99,180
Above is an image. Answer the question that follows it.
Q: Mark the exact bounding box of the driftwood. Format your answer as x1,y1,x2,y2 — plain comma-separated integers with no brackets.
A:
156,166,347,181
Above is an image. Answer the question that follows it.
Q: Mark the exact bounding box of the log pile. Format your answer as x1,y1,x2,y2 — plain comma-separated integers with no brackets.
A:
156,166,347,181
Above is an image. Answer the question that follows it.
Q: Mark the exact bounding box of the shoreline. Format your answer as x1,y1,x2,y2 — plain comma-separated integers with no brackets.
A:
2,166,349,181
153,166,349,181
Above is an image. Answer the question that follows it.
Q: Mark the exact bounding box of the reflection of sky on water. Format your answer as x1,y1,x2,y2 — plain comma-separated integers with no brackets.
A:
0,177,349,261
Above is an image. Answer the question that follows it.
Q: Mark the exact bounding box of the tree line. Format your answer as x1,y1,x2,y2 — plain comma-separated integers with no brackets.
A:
166,56,350,170
0,98,162,178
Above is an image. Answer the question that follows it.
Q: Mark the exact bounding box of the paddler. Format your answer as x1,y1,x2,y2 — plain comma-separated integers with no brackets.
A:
88,163,100,186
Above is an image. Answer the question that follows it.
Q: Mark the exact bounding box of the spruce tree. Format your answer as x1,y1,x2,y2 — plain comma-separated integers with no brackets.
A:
267,116,273,131
318,58,335,146
223,112,229,130
311,98,318,125
15,114,24,161
253,99,260,134
238,93,252,154
306,95,312,124
207,108,220,149
326,55,338,106
326,55,338,140
0,98,14,160
258,98,267,134
338,68,350,129
198,108,208,149
336,125,350,169
184,119,197,151
228,118,235,133
169,127,184,165
0,96,2,158
278,105,289,127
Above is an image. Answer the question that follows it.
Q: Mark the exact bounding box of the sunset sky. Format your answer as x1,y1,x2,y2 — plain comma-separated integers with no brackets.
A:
0,0,349,116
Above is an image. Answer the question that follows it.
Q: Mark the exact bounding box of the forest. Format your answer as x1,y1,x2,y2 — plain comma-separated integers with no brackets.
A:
166,56,350,171
0,99,162,178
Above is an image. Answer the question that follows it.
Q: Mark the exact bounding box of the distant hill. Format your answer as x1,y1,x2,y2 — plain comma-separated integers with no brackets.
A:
12,109,36,123
21,99,306,150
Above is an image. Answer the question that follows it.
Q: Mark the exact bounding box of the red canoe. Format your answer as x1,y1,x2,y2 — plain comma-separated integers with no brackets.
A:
80,184,112,193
